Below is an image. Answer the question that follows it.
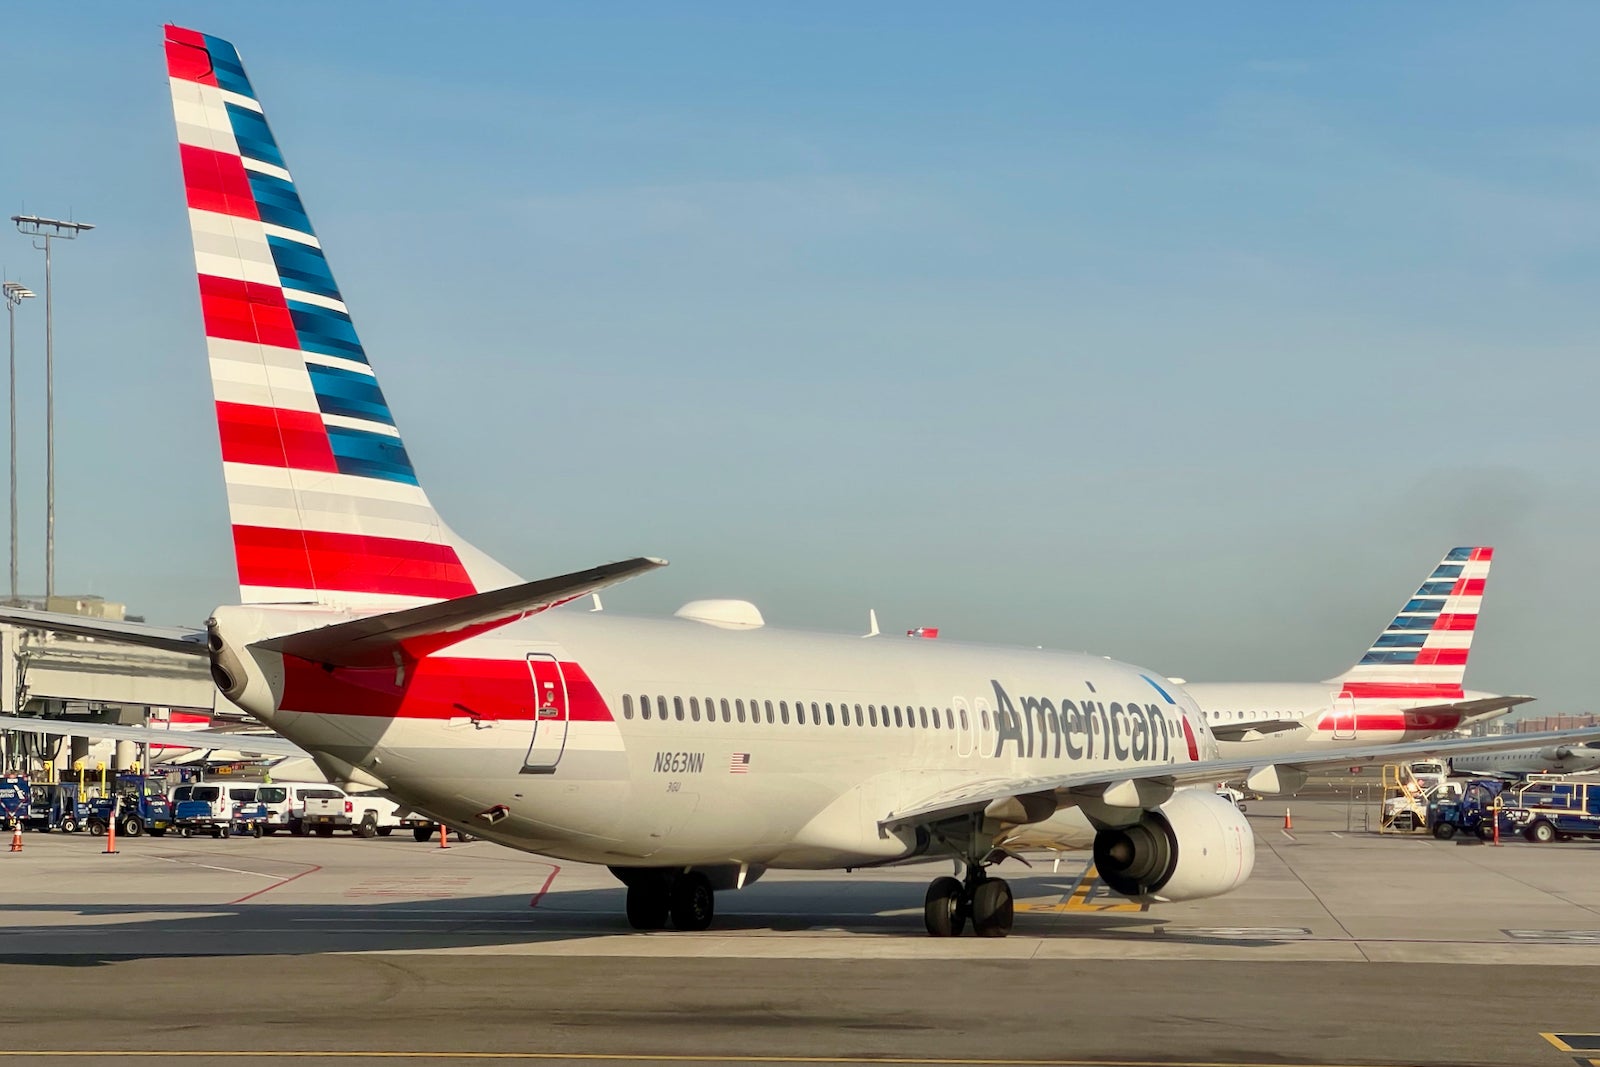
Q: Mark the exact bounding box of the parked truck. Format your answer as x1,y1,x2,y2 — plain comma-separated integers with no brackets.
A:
303,790,411,838
1495,778,1600,843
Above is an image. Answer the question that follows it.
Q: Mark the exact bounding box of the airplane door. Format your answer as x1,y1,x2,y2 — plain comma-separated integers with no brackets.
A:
954,697,974,758
1331,693,1357,740
522,654,569,773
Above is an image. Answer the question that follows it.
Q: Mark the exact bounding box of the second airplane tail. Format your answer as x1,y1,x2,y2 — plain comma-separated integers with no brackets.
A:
165,26,519,608
1331,546,1492,700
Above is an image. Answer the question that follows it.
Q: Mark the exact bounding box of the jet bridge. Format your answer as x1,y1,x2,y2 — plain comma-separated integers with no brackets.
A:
0,611,218,775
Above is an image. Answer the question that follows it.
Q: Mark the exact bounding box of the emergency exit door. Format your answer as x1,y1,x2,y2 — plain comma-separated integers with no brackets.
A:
522,654,569,773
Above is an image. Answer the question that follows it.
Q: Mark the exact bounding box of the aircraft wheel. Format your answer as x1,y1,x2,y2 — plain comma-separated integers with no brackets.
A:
626,879,672,930
1432,822,1456,840
923,876,965,938
668,872,715,931
971,878,1014,938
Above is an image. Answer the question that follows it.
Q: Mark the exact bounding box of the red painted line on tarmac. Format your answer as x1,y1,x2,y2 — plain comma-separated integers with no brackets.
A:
529,864,561,908
229,863,323,905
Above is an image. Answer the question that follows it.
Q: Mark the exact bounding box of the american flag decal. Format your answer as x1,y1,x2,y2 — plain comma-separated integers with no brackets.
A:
729,753,751,774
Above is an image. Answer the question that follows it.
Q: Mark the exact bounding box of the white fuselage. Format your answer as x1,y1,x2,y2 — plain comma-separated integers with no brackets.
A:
1449,743,1600,779
214,606,1220,871
1184,681,1506,759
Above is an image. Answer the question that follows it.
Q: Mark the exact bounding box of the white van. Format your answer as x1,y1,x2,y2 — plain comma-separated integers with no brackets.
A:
265,783,344,835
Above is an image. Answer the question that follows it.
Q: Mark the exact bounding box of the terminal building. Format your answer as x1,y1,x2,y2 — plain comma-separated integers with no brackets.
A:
0,595,220,777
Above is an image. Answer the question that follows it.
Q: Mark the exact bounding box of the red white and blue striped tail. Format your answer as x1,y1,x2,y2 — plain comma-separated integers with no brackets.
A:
164,26,518,607
1331,546,1493,702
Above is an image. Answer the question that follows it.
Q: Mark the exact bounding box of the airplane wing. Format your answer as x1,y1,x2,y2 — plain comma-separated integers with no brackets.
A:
0,606,208,655
253,557,667,668
882,726,1600,829
0,715,305,758
1208,719,1304,741
1410,694,1536,717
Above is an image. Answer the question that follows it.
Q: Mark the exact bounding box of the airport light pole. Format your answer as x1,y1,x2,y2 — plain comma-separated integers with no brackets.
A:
3,282,35,606
11,216,95,601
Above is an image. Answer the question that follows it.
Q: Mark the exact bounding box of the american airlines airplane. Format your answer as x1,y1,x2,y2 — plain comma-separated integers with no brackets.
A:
1449,741,1600,780
1,26,1594,939
1183,547,1531,780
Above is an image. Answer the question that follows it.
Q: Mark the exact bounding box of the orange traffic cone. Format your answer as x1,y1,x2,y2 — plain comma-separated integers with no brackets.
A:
437,822,450,850
1283,808,1293,831
8,823,21,852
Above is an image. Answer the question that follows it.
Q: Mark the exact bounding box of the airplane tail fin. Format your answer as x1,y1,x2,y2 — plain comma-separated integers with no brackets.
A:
1332,547,1492,700
164,26,519,607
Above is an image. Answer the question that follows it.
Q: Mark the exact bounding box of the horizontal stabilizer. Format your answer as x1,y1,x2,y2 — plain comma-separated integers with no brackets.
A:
0,606,208,655
253,557,667,668
0,714,304,758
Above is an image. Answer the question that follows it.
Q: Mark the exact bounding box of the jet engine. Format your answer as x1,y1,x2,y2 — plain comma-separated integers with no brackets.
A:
1092,787,1255,903
1537,746,1572,763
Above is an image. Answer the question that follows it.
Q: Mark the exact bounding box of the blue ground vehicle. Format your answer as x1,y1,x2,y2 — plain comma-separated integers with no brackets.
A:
1429,779,1505,840
1496,779,1600,843
22,782,91,833
0,777,29,831
86,775,173,838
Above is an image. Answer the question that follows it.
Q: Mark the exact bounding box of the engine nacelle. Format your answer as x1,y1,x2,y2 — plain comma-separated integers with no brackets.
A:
1092,787,1255,903
1538,746,1572,763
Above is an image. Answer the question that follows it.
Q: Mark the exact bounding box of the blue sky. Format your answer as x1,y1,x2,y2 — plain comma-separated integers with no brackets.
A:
2,3,1598,712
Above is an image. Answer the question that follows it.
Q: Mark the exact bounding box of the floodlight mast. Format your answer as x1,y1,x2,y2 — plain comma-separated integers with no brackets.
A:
11,215,94,601
3,281,35,606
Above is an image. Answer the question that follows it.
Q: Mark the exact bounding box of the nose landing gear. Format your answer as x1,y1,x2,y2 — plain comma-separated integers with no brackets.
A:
924,867,1014,938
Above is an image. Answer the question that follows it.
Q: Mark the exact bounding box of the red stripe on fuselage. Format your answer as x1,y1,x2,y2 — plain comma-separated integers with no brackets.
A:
198,274,301,350
1316,710,1464,733
279,655,613,722
1339,682,1465,700
179,144,259,220
233,526,476,600
216,401,338,472
165,26,218,86
1180,717,1200,761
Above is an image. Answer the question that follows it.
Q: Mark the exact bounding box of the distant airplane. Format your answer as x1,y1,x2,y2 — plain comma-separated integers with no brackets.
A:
1180,547,1530,788
1449,740,1600,780
1,26,1594,939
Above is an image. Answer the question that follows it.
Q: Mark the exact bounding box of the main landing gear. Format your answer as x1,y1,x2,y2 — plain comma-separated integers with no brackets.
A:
621,870,715,932
924,866,1014,938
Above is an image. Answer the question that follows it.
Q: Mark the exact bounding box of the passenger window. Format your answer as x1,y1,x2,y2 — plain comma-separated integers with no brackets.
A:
811,702,820,725
919,707,929,729
960,709,969,730
721,698,732,723
779,701,790,724
690,696,700,720
735,699,746,723
674,696,685,722
826,703,837,726
869,705,878,727
982,709,990,730
622,694,634,720
657,696,669,720
855,704,864,726
765,700,775,724
640,695,651,721
945,708,954,730
894,706,904,728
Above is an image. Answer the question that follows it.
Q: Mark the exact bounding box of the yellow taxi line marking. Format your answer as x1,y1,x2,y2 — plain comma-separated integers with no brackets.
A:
0,1053,1426,1066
